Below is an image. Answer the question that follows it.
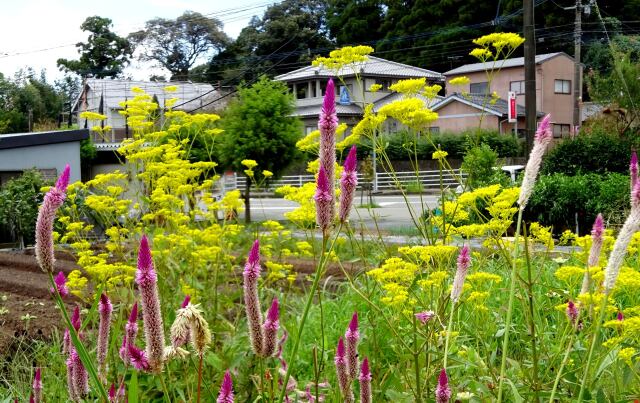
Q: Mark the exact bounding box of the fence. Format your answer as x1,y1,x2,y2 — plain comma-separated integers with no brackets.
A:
221,169,466,194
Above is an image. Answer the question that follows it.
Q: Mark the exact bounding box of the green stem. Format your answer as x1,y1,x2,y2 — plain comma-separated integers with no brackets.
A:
549,330,575,402
47,271,109,402
577,290,609,402
197,354,203,403
443,302,456,369
276,223,343,403
497,208,524,403
413,312,423,402
158,373,171,403
523,227,540,401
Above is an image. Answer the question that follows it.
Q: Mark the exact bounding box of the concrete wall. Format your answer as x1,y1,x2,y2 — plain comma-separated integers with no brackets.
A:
433,101,501,132
0,141,82,183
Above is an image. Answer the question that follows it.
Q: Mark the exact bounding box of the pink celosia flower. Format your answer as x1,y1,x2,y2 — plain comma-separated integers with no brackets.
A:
415,310,436,325
580,214,605,295
631,151,638,195
217,370,234,403
262,298,280,357
35,164,70,273
517,114,552,209
66,352,77,401
64,305,82,354
435,368,451,403
450,245,471,303
136,235,165,372
567,300,578,325
120,303,139,365
108,383,117,402
359,357,372,403
335,337,353,402
314,165,334,234
50,271,69,297
70,349,89,399
181,295,191,308
97,293,113,381
128,344,151,371
319,79,338,221
344,311,359,381
243,239,264,356
32,368,42,403
617,311,624,321
305,385,315,402
339,146,358,223
604,182,640,291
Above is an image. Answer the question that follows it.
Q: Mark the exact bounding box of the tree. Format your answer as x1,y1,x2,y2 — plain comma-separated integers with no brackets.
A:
326,0,384,46
206,0,333,85
0,170,46,248
219,77,301,222
129,11,230,81
57,16,132,78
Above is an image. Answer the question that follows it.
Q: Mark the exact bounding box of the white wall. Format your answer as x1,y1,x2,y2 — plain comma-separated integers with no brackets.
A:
0,142,82,183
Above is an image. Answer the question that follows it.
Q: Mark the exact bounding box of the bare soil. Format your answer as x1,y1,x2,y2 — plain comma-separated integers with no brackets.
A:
0,249,78,353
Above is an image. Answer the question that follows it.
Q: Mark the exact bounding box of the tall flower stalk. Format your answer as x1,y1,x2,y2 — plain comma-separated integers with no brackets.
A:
334,337,353,403
497,114,552,403
359,358,372,403
580,214,605,297
97,293,113,382
243,239,264,356
339,146,358,223
319,78,338,221
443,245,470,369
136,235,165,373
344,312,359,381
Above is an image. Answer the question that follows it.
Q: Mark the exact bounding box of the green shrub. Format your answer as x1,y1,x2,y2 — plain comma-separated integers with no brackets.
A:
541,133,635,175
526,172,630,234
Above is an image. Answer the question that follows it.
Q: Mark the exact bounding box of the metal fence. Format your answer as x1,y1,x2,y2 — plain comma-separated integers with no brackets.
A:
221,169,466,193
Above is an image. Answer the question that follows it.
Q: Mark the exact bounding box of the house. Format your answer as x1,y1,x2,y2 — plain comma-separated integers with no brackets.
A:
0,129,88,185
274,56,445,134
72,78,229,147
443,52,577,137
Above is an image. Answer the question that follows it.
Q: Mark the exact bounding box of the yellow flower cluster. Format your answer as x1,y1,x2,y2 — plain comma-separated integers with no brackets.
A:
369,83,383,92
472,33,525,53
529,222,554,249
312,45,374,71
377,98,438,130
389,78,427,95
449,76,470,86
80,111,107,121
432,150,448,160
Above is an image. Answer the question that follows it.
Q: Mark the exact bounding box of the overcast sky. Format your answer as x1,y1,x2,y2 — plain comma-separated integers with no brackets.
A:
0,0,274,81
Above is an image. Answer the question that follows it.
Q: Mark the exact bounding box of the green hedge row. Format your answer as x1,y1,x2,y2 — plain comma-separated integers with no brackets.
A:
525,172,630,235
355,129,522,160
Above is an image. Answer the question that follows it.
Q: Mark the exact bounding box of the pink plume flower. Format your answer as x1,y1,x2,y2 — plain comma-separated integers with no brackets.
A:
359,357,372,403
518,114,553,209
345,311,360,381
71,306,81,331
567,300,578,325
32,368,42,403
243,239,264,356
128,344,151,371
319,79,338,223
435,368,451,403
50,271,69,297
339,146,358,223
35,165,70,273
314,165,334,234
262,298,280,357
633,179,640,209
335,337,353,402
604,201,640,292
415,310,436,325
65,352,77,401
450,245,471,303
181,295,191,308
217,371,234,403
136,235,165,372
70,349,89,399
120,303,139,365
108,383,116,402
631,151,638,194
580,214,605,295
97,293,113,381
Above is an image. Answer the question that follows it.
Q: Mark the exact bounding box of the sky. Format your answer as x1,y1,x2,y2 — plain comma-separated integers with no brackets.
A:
0,0,275,81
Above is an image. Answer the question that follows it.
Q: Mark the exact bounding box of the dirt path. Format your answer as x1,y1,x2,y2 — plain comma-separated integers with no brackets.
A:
0,249,79,352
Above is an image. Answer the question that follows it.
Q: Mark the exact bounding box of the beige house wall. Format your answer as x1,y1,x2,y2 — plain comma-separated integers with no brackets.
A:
433,100,526,134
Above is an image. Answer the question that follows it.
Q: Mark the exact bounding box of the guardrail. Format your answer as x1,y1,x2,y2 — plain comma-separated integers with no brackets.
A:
221,169,466,193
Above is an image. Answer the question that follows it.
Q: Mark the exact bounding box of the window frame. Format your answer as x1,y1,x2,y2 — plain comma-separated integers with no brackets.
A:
509,80,525,95
469,81,490,95
554,79,571,94
552,123,571,138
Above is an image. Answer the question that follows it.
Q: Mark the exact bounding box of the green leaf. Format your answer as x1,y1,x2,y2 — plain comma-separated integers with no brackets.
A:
504,379,524,403
129,371,139,403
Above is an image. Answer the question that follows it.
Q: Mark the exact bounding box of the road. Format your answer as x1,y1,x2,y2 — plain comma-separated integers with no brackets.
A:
245,194,440,230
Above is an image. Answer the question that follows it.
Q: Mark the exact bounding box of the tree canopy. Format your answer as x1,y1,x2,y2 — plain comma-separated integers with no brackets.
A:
130,11,230,81
57,16,132,78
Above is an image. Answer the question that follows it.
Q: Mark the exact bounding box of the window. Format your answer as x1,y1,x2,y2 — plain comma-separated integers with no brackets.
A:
296,84,307,99
510,80,525,94
374,78,392,91
305,126,315,134
552,123,571,138
429,127,440,134
470,81,489,94
554,79,571,94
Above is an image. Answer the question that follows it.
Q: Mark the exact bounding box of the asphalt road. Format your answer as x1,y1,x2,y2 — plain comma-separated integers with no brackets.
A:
245,194,440,230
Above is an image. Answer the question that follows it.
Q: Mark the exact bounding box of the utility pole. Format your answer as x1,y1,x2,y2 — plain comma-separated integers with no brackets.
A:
523,0,537,155
573,0,582,131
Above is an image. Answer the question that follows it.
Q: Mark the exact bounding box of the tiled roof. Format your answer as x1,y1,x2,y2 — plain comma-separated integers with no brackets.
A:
444,52,570,76
275,56,445,82
432,93,544,117
73,79,224,112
